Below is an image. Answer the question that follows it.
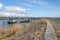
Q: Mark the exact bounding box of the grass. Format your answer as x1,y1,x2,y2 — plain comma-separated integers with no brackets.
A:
0,19,47,40
10,20,47,40
50,20,60,40
0,24,23,40
0,18,60,40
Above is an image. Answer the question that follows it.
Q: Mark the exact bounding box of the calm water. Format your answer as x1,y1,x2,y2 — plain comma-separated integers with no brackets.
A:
0,20,12,27
0,19,33,27
0,18,60,27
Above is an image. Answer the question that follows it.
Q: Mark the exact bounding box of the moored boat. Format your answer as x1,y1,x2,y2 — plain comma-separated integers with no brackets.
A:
8,18,18,24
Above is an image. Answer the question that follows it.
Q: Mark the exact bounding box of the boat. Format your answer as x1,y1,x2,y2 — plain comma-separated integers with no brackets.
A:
20,19,30,23
8,18,17,24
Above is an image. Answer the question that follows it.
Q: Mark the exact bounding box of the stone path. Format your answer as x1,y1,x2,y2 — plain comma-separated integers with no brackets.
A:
44,21,57,40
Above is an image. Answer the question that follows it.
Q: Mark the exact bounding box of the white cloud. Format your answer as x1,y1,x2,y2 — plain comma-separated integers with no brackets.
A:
38,1,48,6
5,6,26,14
0,11,26,17
22,0,48,7
23,3,34,7
0,3,3,9
0,6,27,17
32,0,48,6
26,0,48,6
26,0,36,3
32,0,37,3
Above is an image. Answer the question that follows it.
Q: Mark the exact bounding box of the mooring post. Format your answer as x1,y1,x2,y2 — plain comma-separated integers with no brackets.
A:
3,19,5,26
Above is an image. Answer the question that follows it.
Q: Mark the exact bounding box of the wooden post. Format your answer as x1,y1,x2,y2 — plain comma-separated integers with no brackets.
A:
3,20,5,26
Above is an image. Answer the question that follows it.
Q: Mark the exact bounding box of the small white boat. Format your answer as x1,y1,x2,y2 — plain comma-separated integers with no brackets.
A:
8,19,17,24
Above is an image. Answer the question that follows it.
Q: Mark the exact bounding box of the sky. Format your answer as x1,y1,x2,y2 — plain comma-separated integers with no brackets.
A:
0,0,60,17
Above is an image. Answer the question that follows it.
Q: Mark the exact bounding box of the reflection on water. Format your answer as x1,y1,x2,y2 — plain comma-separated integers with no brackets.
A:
0,19,32,27
0,20,13,27
0,18,60,27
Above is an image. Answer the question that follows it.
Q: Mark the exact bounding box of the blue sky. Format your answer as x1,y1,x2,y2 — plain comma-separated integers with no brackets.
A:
0,0,60,17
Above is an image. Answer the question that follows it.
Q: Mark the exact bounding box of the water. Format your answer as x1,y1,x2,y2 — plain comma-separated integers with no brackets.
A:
0,18,60,27
56,18,60,22
0,20,13,27
0,19,33,27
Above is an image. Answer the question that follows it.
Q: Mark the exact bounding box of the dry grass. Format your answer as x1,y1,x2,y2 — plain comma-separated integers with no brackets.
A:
0,20,47,40
50,21,60,40
9,20,47,40
0,24,23,40
0,19,59,40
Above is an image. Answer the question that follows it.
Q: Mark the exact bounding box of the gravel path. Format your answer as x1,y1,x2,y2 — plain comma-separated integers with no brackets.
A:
44,21,57,40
